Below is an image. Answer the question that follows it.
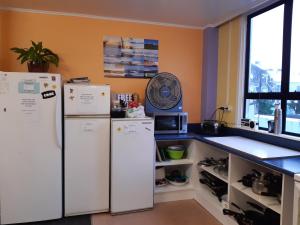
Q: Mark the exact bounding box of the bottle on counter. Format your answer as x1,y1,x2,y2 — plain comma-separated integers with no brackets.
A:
274,103,282,134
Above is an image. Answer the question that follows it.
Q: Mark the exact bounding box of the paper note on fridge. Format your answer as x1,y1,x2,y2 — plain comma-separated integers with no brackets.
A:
81,121,97,132
18,97,40,123
0,74,9,94
76,87,99,113
124,124,137,134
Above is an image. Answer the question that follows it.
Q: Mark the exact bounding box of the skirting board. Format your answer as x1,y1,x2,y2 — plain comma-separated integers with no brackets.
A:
154,190,194,203
194,191,236,225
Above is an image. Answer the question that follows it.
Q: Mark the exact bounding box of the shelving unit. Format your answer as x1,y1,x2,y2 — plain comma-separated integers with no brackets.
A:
155,183,194,193
155,159,193,167
198,165,228,183
231,182,281,214
154,140,195,203
154,138,294,225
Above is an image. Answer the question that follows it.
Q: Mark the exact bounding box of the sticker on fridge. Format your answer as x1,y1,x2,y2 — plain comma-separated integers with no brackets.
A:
0,74,9,94
18,80,40,94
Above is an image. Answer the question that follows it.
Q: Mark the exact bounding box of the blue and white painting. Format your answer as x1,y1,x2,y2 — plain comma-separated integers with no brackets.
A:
103,36,159,78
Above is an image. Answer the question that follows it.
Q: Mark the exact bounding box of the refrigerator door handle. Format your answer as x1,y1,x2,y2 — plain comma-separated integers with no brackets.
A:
56,95,62,149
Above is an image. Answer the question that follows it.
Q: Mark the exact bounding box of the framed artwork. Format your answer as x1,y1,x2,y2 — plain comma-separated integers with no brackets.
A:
103,36,159,78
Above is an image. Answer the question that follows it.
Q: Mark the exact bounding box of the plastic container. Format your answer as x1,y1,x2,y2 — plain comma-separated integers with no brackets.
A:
166,145,185,160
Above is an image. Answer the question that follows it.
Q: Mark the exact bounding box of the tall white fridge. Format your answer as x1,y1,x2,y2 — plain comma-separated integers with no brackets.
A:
111,118,155,214
0,72,62,224
64,84,110,216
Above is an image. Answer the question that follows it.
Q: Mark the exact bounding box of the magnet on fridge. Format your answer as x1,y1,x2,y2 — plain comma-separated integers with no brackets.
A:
69,96,75,101
52,84,57,89
70,88,74,94
43,83,49,88
41,90,56,99
51,76,56,81
101,92,105,96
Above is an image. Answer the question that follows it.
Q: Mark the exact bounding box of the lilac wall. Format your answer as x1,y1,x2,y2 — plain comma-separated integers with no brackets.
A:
201,27,218,121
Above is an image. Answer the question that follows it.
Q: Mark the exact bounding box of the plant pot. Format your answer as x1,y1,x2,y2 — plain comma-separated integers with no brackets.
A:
27,62,49,73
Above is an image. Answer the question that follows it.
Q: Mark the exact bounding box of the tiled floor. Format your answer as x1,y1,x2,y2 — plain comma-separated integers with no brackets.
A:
92,200,222,225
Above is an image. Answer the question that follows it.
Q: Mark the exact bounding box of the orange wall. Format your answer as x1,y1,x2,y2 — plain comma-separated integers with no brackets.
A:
1,10,203,122
0,11,4,68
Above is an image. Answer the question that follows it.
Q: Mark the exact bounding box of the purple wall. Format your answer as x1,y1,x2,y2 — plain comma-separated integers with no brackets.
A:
201,27,218,121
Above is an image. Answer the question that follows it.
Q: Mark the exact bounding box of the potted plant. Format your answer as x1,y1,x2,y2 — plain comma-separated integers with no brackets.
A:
11,41,59,72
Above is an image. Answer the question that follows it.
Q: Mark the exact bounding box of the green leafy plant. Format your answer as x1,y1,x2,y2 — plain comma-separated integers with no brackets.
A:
11,41,59,67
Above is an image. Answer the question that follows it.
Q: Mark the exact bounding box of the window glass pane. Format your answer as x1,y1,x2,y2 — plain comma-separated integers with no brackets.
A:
248,5,284,93
290,1,300,92
245,99,280,128
286,100,300,134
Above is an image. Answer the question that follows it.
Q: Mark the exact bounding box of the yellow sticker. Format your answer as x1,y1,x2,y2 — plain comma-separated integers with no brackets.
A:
52,84,57,89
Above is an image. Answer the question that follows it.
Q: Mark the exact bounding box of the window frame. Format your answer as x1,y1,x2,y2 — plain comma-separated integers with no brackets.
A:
243,0,300,136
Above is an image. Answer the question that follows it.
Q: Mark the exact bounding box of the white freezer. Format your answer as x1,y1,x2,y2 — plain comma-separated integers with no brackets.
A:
0,72,62,224
64,117,110,216
64,84,110,116
111,118,155,214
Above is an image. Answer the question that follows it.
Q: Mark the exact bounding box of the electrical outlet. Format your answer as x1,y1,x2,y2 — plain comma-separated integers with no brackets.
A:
225,105,232,112
220,105,232,112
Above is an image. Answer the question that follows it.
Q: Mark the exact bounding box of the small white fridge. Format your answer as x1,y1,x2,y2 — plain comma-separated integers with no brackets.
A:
111,118,155,214
64,84,110,216
0,72,62,224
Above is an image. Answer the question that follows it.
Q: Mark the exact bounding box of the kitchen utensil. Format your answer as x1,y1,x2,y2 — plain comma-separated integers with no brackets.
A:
166,145,185,160
230,202,264,225
252,175,268,195
223,209,254,225
166,178,189,186
199,171,227,201
166,170,188,185
247,202,280,225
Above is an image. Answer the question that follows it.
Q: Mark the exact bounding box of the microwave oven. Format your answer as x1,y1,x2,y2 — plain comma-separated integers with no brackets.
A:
151,112,188,134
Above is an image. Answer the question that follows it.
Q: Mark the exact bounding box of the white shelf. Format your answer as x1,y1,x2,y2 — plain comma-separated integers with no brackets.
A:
199,165,228,183
155,159,194,167
231,182,281,214
155,183,194,193
195,186,224,210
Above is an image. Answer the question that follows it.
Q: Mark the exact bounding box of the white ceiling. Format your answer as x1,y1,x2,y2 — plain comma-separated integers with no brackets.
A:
0,0,273,28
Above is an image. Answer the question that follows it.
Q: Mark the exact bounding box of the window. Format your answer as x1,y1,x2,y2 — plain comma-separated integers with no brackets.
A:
244,0,300,136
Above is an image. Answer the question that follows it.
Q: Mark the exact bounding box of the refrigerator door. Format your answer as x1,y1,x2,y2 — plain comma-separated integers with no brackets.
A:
64,84,110,116
64,117,110,216
111,118,155,213
0,72,62,224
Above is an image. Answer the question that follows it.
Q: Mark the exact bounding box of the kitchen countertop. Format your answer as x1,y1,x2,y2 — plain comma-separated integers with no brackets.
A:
204,136,300,159
155,132,300,176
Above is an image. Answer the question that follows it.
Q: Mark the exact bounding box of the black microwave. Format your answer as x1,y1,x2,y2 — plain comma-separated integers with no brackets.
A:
151,112,188,134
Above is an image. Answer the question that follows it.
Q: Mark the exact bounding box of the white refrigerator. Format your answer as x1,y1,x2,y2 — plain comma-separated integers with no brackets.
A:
111,118,155,214
0,72,62,224
64,84,110,216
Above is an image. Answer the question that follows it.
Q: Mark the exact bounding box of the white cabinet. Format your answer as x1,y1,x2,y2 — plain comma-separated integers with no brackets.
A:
154,139,294,225
111,118,155,214
154,140,195,203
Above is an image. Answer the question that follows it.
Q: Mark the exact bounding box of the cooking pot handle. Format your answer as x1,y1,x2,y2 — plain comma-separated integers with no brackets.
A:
246,201,264,212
